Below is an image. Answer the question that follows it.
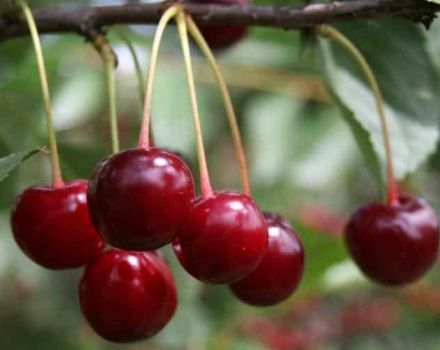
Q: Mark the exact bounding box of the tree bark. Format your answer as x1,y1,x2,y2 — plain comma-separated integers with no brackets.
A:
0,1,439,42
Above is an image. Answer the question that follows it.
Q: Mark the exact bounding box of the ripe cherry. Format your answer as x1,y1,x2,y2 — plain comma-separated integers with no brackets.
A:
79,249,177,343
174,191,268,284
10,180,105,269
87,148,195,250
190,0,249,49
345,196,439,286
230,212,304,306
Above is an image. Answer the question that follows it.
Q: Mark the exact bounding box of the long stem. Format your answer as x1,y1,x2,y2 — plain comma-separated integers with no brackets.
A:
186,16,251,197
104,52,119,153
93,34,120,153
138,5,179,149
176,12,213,199
19,0,63,187
315,24,398,206
113,28,145,115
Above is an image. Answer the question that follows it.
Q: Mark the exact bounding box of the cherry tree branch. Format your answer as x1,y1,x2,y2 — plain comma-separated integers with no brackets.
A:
0,0,439,42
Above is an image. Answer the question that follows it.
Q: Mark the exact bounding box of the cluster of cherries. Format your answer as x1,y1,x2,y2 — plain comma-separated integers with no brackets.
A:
10,145,305,342
9,0,440,344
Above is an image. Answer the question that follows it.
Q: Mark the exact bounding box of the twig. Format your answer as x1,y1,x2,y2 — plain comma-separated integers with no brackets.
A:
0,1,439,43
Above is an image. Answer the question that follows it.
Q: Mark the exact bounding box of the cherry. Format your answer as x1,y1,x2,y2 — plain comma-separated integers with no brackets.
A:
345,196,439,286
10,180,105,269
190,0,249,49
229,212,304,306
87,148,195,250
173,191,268,284
79,249,177,343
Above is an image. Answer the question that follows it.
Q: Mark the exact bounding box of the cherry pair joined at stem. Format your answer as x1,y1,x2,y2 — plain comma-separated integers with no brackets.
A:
87,8,270,287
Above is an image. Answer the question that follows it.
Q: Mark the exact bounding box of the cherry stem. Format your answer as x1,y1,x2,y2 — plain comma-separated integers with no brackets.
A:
113,28,145,119
315,24,398,206
186,16,251,197
176,11,213,199
138,6,179,149
92,33,120,153
19,0,63,188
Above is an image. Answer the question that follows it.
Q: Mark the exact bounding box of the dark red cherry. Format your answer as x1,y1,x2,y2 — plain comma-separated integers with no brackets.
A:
10,180,105,269
174,191,268,284
87,148,195,250
79,249,177,343
229,212,304,306
345,196,439,286
191,0,249,49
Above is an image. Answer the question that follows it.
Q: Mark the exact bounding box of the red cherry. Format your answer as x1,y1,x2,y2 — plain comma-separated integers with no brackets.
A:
10,180,105,269
174,191,268,284
230,212,304,306
87,148,195,250
190,0,249,49
345,196,439,286
79,249,177,343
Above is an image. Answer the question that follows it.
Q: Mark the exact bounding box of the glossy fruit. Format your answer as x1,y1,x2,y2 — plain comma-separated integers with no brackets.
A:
87,148,195,250
10,180,105,269
345,196,439,286
79,249,177,343
191,0,249,49
230,212,304,306
174,191,268,284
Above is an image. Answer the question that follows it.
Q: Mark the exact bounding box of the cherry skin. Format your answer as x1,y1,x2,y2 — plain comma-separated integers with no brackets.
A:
79,249,177,343
229,212,304,306
190,0,249,49
87,148,195,250
174,191,268,284
10,180,105,269
345,196,439,286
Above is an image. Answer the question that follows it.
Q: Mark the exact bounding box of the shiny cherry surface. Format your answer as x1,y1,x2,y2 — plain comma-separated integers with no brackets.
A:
345,196,439,286
87,148,195,250
79,249,177,343
174,191,268,284
10,179,105,269
230,212,304,306
191,0,249,49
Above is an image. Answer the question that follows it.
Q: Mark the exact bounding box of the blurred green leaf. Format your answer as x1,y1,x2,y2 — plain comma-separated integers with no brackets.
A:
297,225,347,292
0,149,40,182
317,20,440,183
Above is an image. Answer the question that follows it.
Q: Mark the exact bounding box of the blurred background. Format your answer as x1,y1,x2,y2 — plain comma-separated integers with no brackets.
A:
0,0,439,349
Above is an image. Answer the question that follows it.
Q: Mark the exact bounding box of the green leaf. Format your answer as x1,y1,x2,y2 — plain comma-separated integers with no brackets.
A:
318,61,384,190
317,20,440,183
0,149,40,182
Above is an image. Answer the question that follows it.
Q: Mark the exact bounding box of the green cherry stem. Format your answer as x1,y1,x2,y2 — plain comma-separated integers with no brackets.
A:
113,28,145,116
186,15,251,197
138,5,179,149
315,24,398,206
19,0,63,188
92,34,120,153
176,11,213,199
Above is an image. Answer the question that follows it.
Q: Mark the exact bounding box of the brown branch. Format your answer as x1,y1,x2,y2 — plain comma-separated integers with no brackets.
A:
0,1,439,42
